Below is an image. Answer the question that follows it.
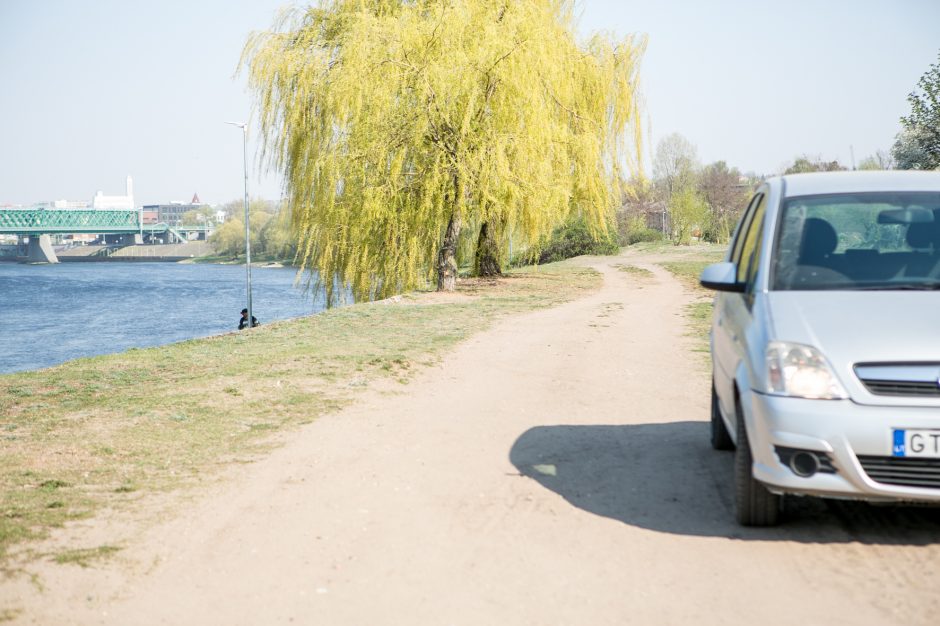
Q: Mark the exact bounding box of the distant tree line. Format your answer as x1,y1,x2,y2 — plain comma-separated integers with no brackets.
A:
199,45,940,270
614,49,940,248
198,199,297,262
617,133,756,246
782,51,940,173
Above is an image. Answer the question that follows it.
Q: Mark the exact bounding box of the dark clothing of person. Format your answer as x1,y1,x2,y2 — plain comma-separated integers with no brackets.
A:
238,314,259,330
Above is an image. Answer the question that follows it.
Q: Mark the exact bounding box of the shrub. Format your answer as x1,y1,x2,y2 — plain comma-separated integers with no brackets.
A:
626,227,665,244
537,217,620,264
623,217,665,244
616,213,664,245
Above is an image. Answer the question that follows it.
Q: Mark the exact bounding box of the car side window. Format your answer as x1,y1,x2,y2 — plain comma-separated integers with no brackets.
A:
735,194,767,283
738,195,768,286
729,193,763,267
745,218,765,290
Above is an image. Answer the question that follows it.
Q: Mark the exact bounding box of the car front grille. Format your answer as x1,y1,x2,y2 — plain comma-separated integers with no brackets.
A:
854,363,940,398
857,455,940,489
859,379,940,397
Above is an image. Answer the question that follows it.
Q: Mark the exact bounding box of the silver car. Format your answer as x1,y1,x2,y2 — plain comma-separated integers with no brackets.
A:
700,170,940,526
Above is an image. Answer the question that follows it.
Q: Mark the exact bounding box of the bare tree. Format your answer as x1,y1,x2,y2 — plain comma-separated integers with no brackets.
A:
653,133,699,199
651,133,702,244
617,177,665,240
858,149,896,171
698,161,750,243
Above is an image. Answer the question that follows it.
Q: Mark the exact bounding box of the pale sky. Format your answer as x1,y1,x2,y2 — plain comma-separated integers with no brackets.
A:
1,0,938,206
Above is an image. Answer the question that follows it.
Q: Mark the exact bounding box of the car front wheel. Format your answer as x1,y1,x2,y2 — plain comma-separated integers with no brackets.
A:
734,395,781,526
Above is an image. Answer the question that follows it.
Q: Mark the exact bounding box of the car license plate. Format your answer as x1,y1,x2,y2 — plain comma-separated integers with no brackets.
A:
892,429,940,458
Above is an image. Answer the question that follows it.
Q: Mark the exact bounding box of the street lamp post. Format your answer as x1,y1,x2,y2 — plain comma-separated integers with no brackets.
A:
225,121,253,329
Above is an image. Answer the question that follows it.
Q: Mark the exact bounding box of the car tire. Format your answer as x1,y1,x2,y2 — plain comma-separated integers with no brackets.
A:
710,383,734,451
734,395,781,526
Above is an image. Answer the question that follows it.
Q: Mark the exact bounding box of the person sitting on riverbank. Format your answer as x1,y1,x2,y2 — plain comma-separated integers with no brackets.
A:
238,308,259,330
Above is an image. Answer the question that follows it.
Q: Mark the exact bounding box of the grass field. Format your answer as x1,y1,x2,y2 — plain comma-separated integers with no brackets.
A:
0,263,600,568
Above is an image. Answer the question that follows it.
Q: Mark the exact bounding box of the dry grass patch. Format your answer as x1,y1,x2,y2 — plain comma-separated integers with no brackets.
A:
51,545,122,568
613,263,655,279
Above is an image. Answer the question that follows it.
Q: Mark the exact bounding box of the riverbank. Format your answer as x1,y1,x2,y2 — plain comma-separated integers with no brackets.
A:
0,263,600,572
0,242,216,264
186,252,294,267
1,242,298,267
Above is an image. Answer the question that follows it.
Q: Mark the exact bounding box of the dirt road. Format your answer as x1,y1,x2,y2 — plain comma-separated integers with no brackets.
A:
9,252,940,625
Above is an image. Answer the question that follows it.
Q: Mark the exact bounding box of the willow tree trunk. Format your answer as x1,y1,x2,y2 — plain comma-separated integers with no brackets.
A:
473,221,502,277
437,212,461,291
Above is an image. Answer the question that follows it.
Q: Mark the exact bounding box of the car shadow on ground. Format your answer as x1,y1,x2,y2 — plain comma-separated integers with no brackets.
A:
509,421,940,545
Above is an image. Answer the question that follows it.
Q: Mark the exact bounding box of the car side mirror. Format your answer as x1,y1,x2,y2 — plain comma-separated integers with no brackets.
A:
700,262,745,293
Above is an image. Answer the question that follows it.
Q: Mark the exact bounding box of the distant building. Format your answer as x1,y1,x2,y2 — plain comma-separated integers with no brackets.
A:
28,200,89,209
92,176,134,210
52,199,90,209
143,192,206,227
144,202,194,227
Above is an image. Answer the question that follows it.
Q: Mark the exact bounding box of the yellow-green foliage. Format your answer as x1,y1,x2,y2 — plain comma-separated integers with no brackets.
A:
242,0,645,302
669,187,708,246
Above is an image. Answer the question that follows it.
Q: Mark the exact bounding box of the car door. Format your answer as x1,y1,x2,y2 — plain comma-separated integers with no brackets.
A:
712,192,767,417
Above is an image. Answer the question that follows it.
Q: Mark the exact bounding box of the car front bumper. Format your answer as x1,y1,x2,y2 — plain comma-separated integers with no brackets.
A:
742,387,940,502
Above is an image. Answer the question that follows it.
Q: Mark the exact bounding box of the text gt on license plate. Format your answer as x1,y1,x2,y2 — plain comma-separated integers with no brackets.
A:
893,429,940,458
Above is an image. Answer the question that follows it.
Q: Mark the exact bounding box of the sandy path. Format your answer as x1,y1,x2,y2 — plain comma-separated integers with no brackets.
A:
9,252,940,625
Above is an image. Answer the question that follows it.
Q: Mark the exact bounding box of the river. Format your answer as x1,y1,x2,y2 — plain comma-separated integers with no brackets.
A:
0,262,326,374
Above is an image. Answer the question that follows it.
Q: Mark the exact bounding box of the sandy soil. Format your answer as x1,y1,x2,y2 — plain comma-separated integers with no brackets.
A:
5,251,940,625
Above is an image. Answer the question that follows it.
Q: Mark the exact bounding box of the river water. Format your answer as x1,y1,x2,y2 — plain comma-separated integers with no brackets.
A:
0,262,326,374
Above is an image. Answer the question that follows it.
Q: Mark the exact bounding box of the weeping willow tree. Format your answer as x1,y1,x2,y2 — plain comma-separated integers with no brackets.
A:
242,0,645,303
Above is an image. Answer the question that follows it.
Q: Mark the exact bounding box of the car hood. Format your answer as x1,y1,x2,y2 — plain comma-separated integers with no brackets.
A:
766,291,940,366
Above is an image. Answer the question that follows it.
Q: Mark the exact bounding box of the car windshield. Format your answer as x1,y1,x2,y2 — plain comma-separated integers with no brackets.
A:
772,192,940,291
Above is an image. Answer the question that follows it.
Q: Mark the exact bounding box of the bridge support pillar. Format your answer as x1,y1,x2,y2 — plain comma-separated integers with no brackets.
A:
27,234,58,263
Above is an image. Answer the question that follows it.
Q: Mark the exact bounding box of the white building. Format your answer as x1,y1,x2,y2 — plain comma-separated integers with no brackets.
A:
92,175,134,210
52,199,90,209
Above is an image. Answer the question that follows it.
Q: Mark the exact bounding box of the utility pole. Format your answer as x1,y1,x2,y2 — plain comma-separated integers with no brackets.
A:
225,121,253,329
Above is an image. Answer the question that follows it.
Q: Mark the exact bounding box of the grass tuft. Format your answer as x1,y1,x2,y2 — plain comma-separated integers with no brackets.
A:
613,263,654,278
51,545,122,568
38,480,69,492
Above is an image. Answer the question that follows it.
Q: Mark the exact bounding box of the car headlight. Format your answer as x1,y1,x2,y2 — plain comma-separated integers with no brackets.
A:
766,342,847,399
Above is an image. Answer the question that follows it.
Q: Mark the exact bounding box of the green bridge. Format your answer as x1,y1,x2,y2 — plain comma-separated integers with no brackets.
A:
0,208,145,235
0,207,200,263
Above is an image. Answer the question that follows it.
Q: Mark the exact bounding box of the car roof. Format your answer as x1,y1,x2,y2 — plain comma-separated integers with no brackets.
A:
775,170,940,197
